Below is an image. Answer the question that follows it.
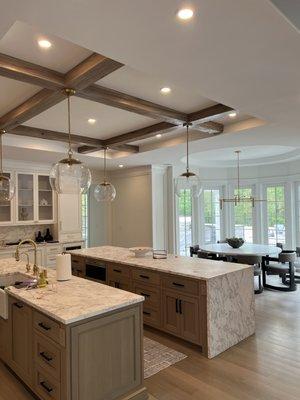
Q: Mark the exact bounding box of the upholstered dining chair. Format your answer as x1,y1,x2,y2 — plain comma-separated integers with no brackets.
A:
263,251,297,291
235,254,263,294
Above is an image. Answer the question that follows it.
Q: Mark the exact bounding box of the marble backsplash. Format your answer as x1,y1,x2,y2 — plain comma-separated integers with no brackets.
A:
0,225,53,243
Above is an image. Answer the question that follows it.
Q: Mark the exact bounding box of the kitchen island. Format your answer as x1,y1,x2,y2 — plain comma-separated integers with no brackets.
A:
70,246,255,359
0,258,148,400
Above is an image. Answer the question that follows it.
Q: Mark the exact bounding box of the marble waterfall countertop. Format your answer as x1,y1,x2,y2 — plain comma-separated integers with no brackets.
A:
70,246,253,280
0,258,143,325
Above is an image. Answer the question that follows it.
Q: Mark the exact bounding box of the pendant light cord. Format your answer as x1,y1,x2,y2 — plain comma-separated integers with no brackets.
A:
186,123,189,173
67,93,73,158
0,132,3,174
103,148,107,182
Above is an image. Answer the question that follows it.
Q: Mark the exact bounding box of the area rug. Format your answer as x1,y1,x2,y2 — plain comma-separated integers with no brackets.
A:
144,337,187,378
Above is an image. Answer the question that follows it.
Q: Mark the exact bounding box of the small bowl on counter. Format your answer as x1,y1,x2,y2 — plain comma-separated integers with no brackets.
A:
129,247,152,258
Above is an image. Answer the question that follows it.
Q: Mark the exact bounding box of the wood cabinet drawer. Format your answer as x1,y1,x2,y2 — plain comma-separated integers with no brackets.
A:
162,275,199,296
33,312,65,347
108,276,132,292
142,307,161,328
134,283,160,309
35,366,60,400
71,255,85,268
108,263,131,278
34,333,61,381
132,268,160,285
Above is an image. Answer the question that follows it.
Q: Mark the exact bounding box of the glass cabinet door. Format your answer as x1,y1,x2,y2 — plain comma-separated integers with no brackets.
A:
38,175,53,222
0,172,13,224
17,173,34,222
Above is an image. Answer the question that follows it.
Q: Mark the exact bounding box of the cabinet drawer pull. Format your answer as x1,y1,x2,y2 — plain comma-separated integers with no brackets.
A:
40,381,53,393
175,298,179,313
14,302,23,309
143,311,151,316
141,292,150,298
139,274,149,280
113,269,122,273
40,351,53,362
172,282,185,288
38,322,51,331
115,282,120,288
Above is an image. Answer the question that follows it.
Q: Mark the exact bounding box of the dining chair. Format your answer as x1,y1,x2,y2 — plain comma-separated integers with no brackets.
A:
263,251,297,291
235,254,263,294
190,245,199,257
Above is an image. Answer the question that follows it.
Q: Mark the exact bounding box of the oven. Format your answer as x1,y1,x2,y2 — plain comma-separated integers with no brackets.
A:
85,258,107,283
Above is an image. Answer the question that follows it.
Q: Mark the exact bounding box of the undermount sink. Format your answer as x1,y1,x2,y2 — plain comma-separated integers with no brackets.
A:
0,272,33,320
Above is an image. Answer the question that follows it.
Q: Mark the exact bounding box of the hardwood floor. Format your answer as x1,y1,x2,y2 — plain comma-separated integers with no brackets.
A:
1,285,300,400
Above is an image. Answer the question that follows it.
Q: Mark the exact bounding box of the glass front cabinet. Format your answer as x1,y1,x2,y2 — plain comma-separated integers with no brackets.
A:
0,171,55,226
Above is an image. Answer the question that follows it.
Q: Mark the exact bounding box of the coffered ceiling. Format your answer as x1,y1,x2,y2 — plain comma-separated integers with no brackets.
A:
0,0,299,170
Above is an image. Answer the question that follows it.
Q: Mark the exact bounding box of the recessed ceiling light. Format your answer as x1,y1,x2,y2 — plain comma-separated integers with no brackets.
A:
38,39,52,49
118,164,124,168
88,118,96,124
160,87,171,95
229,111,237,118
156,134,162,138
177,8,194,20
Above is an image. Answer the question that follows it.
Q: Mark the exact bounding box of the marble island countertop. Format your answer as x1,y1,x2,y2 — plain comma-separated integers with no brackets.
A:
0,258,143,325
70,246,253,280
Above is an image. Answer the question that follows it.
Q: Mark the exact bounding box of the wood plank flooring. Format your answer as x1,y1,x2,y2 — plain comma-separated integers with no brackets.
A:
1,286,300,400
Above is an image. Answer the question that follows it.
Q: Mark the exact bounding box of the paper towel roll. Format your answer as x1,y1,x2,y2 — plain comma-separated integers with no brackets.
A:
56,253,72,281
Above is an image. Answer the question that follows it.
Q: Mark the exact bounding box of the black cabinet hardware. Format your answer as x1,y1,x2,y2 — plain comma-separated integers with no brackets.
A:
14,303,23,309
114,282,120,288
143,311,151,316
175,298,179,313
179,299,183,314
40,352,53,362
38,322,51,331
113,269,122,273
172,282,184,288
139,275,149,280
40,381,53,393
141,292,150,298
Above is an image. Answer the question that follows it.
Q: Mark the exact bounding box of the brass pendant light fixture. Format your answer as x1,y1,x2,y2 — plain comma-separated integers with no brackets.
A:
49,89,91,194
219,150,265,209
0,130,15,201
175,122,202,198
94,147,116,202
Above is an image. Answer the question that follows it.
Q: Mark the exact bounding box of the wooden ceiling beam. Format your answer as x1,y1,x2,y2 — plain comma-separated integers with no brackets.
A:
193,121,224,134
8,125,103,146
188,103,233,124
77,143,139,154
64,53,123,90
103,122,177,146
0,53,65,90
77,85,187,124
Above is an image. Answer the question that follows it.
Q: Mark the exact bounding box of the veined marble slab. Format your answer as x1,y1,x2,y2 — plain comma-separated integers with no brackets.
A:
70,246,252,280
0,258,143,325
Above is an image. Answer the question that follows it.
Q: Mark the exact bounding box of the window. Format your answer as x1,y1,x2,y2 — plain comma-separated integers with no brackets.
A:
266,185,285,245
178,189,192,256
234,188,253,243
81,193,89,247
203,189,221,244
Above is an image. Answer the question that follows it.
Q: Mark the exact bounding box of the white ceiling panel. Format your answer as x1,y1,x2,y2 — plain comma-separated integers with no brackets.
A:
0,21,92,73
25,96,157,139
0,76,40,116
100,66,214,113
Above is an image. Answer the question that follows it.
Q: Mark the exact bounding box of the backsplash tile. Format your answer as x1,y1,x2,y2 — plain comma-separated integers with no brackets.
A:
0,225,53,243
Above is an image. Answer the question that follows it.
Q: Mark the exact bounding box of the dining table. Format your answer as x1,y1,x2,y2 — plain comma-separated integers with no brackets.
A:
198,243,282,257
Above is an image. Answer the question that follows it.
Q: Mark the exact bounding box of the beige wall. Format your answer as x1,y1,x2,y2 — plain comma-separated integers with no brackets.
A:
109,167,153,248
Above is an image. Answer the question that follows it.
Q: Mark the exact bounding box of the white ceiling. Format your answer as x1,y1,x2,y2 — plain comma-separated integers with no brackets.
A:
0,0,300,170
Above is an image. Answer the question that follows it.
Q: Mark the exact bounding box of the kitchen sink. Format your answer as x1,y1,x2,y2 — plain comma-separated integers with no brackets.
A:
0,272,36,319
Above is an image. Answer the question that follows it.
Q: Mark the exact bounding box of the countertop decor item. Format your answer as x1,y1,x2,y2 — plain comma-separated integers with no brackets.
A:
94,147,116,202
56,253,72,281
153,249,167,259
35,231,44,243
175,122,202,198
129,247,152,258
0,131,15,201
226,237,245,248
219,151,265,209
49,89,91,195
44,228,53,242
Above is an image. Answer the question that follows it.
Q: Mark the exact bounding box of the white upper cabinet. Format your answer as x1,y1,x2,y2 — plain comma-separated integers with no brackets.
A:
37,174,54,223
56,193,82,242
0,172,14,225
16,173,35,223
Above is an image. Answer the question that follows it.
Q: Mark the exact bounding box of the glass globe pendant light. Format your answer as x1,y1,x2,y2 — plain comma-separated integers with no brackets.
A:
175,122,202,198
94,147,116,202
0,130,15,201
49,89,91,194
